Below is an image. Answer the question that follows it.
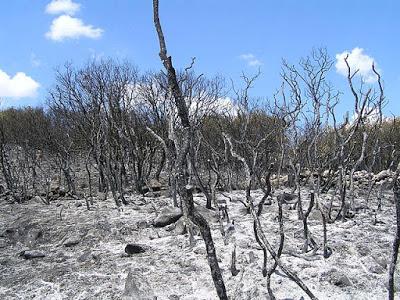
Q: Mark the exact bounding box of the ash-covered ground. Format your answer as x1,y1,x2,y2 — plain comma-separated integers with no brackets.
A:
0,186,398,299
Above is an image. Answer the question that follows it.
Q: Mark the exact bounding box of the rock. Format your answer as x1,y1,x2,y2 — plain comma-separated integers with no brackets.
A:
308,210,323,221
149,179,162,191
153,207,183,227
321,269,352,287
32,195,44,204
20,250,45,259
195,205,219,223
75,201,83,207
165,223,176,232
125,244,146,255
141,180,163,196
122,269,155,300
173,219,186,236
63,235,81,247
168,295,180,300
374,170,393,182
78,251,92,263
193,246,206,255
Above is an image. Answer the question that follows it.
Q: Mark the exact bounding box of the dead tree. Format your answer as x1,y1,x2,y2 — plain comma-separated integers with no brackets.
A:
279,50,335,215
329,56,384,221
230,244,240,276
266,195,285,300
256,162,274,215
152,1,227,298
224,134,318,300
302,191,317,253
389,162,400,300
349,131,368,208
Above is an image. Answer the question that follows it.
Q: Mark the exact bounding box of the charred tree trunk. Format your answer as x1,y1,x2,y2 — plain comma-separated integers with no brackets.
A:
389,163,400,300
302,192,315,253
155,148,166,181
152,1,227,298
189,140,213,208
230,244,240,276
266,196,285,300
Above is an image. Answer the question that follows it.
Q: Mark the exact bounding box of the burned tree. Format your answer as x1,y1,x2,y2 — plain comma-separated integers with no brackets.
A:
389,162,400,300
152,1,227,298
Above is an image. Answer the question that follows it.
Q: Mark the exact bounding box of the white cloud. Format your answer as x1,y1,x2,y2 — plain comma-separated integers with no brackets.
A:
46,15,103,41
0,69,40,98
45,0,80,15
239,53,263,67
211,97,238,116
349,106,387,126
335,47,379,83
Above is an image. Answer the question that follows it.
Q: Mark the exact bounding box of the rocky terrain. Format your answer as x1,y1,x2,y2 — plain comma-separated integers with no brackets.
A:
0,182,398,300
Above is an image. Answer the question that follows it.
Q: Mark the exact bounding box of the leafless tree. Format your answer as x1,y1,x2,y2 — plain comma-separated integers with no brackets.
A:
388,161,400,300
152,1,227,298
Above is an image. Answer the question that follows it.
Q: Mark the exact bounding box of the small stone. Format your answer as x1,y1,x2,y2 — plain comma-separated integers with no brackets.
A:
173,219,186,236
63,235,81,247
75,202,83,207
20,250,45,259
78,251,92,263
149,179,162,191
193,246,206,255
122,269,155,300
153,207,183,227
165,223,176,232
32,195,44,204
308,210,323,221
321,269,352,287
125,244,146,255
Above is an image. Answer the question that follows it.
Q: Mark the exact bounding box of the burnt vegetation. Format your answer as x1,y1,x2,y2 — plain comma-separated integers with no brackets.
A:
1,1,400,299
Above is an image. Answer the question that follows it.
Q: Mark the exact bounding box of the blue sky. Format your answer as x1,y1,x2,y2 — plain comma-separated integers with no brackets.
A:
0,0,399,116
